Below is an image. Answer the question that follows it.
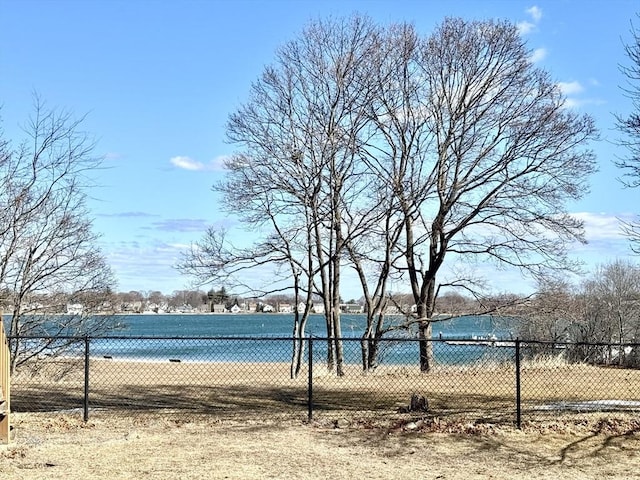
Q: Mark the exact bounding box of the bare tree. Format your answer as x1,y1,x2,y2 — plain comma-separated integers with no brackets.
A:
181,16,382,376
576,260,640,365
616,15,640,252
514,278,577,353
182,16,596,374
515,261,640,366
373,18,597,371
0,97,116,372
345,22,427,371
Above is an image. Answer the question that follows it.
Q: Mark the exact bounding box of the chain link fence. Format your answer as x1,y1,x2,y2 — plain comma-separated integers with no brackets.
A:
7,336,640,427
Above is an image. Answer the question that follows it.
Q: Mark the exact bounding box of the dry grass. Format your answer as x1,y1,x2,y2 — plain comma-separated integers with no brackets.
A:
2,359,640,478
1,412,639,479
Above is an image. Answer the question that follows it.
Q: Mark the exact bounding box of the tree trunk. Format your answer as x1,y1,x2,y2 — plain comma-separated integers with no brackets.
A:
418,320,433,372
331,238,344,376
324,295,335,372
290,317,308,379
418,279,437,372
367,334,381,371
290,270,308,379
332,307,344,376
361,307,386,372
331,185,344,376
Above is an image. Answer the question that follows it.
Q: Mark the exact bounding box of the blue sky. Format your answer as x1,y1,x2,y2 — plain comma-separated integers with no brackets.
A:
1,0,639,298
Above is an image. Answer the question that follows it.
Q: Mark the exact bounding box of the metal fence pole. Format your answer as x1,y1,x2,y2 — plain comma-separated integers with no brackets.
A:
83,335,90,422
515,338,521,429
307,336,313,421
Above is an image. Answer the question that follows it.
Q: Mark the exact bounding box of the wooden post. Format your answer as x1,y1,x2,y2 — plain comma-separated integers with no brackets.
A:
0,314,10,444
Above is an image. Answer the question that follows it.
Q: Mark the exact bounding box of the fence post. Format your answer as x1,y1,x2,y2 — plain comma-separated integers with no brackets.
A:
515,338,521,429
307,336,313,421
0,319,10,444
83,335,90,422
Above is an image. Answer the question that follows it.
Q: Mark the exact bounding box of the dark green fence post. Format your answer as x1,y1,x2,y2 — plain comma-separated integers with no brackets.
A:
307,336,313,421
515,338,521,429
83,335,90,422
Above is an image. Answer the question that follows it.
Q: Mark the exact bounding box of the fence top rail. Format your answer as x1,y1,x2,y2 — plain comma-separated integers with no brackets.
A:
6,334,640,348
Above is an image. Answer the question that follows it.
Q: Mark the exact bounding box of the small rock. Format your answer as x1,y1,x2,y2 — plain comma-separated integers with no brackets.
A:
333,419,349,429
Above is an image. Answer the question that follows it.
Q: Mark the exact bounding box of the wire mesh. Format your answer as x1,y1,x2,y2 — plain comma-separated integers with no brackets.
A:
309,337,516,424
6,336,640,427
519,341,640,423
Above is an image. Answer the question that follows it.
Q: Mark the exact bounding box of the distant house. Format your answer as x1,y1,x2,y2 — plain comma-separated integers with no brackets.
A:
340,303,364,314
247,302,258,313
262,304,274,313
312,303,325,314
122,300,143,313
177,304,194,314
230,304,242,314
212,304,227,313
144,303,168,314
278,303,292,313
195,304,209,313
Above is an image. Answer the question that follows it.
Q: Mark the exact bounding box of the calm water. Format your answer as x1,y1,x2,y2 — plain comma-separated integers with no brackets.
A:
5,313,516,365
108,313,507,338
81,313,516,366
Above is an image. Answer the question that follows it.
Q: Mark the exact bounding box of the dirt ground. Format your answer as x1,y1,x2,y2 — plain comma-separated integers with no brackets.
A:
3,358,640,479
1,413,639,480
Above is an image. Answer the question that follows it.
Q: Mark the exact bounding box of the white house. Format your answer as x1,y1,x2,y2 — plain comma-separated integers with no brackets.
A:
278,303,292,313
212,304,227,313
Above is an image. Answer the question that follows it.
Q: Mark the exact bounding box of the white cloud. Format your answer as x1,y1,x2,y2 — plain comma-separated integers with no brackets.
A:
562,97,605,109
526,6,543,22
572,212,632,241
104,152,124,161
557,81,601,109
529,47,547,63
557,81,605,109
558,81,584,96
517,21,536,35
170,156,204,171
566,212,634,269
563,98,581,109
518,6,543,35
170,155,230,172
